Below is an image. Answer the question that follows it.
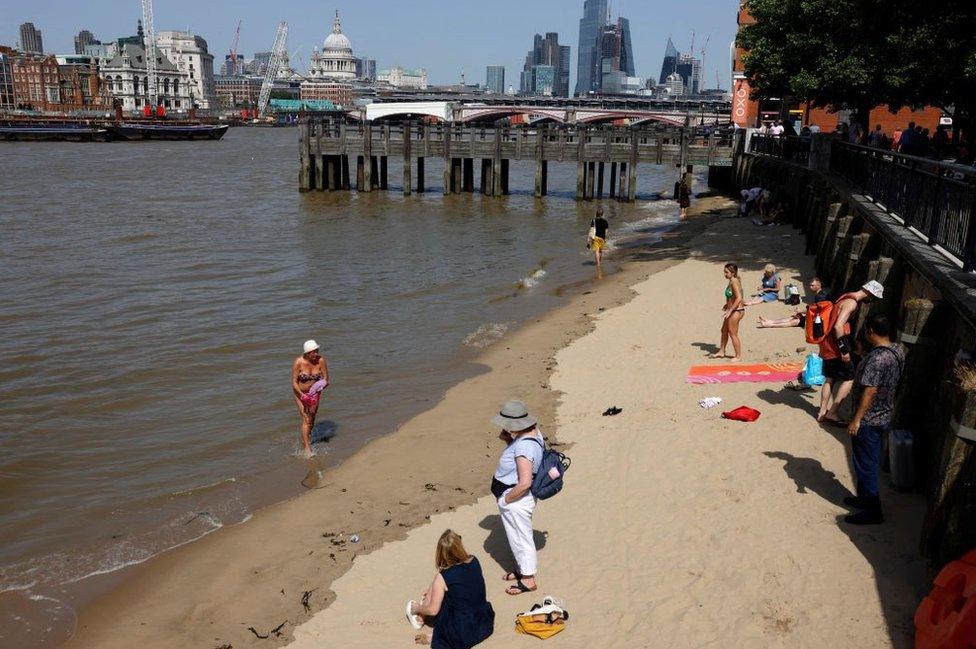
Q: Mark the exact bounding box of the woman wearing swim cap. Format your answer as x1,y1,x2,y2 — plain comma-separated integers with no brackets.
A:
292,339,329,455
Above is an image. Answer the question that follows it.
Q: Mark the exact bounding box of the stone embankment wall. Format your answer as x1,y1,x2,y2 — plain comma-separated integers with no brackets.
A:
734,136,976,567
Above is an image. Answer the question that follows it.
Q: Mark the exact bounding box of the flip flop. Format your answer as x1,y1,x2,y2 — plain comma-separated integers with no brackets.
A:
405,600,423,629
502,571,522,582
506,579,537,596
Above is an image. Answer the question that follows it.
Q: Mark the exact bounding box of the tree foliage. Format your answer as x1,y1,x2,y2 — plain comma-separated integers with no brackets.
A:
738,0,976,131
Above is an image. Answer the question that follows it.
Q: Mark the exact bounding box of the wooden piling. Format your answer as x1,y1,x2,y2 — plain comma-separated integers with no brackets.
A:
501,159,509,195
609,162,617,198
575,129,585,200
628,130,638,202
534,127,545,198
299,120,312,191
341,155,350,190
443,124,452,195
402,124,412,196
362,122,373,193
586,161,596,200
481,159,490,195
492,128,502,197
316,153,326,191
597,162,605,198
618,162,627,201
416,157,425,193
356,155,364,191
540,160,547,196
452,158,463,194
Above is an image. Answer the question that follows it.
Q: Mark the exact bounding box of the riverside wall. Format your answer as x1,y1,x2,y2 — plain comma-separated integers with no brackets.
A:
733,134,976,567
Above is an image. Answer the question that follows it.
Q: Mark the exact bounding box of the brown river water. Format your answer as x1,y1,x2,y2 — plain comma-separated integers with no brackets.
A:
0,127,694,646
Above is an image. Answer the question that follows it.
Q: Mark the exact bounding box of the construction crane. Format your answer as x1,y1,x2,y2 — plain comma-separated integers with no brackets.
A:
141,0,158,109
228,19,242,75
700,34,711,90
257,22,289,118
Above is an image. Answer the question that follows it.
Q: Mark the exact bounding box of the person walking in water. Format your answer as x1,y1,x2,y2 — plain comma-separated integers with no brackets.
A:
292,339,329,456
712,263,744,361
588,207,609,266
677,178,692,219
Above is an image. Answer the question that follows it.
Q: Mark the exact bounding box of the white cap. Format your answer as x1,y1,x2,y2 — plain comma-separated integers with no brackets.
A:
303,339,320,354
862,280,884,299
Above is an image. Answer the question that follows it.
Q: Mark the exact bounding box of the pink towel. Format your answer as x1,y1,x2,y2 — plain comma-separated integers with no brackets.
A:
300,379,328,407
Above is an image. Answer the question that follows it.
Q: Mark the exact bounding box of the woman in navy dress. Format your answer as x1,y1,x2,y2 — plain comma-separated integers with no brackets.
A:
408,530,494,648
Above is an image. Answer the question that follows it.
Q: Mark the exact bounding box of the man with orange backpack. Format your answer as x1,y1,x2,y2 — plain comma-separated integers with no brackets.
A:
804,280,885,425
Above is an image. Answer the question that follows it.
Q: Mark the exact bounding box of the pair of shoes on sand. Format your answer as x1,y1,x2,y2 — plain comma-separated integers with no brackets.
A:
602,406,622,416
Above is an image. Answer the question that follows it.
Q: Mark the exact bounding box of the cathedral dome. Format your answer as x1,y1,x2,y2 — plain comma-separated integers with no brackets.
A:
323,11,352,52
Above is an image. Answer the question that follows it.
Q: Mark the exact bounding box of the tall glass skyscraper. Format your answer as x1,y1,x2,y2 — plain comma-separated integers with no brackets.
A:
486,65,505,94
574,0,607,95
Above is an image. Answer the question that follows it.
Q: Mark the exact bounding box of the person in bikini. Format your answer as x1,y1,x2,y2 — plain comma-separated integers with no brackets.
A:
292,339,329,455
712,263,744,361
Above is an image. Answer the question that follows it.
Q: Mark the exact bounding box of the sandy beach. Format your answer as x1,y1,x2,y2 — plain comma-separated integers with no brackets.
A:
66,197,928,648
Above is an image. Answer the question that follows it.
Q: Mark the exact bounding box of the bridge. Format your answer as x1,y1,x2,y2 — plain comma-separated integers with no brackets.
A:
298,119,734,200
358,99,730,127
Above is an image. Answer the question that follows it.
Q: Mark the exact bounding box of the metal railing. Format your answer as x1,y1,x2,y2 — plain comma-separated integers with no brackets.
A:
830,141,976,270
748,133,812,165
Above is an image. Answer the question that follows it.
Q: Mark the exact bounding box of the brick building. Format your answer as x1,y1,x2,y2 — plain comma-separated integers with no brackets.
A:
0,46,111,112
299,80,353,108
9,51,61,110
733,3,943,136
213,74,263,108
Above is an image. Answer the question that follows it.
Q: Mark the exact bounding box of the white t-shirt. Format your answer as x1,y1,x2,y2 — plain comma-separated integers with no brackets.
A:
770,124,785,136
494,431,544,485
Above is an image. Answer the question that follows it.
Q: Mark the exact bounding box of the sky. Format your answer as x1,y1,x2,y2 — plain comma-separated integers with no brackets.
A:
0,0,738,90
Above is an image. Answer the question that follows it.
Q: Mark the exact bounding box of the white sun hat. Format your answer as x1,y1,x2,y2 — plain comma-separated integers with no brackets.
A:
303,339,320,354
862,280,884,300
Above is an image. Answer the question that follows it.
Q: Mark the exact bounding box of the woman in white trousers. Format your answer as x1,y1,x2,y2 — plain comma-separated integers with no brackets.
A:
490,399,543,596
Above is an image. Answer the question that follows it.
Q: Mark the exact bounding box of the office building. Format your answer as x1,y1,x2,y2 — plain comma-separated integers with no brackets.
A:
155,30,217,109
74,30,99,55
486,65,505,94
0,47,14,109
520,32,570,96
19,22,44,54
249,51,272,76
658,37,679,84
575,0,606,95
101,44,191,111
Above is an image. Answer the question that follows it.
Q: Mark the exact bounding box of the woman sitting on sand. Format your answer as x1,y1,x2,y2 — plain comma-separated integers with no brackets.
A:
712,263,744,361
490,400,544,596
292,339,329,456
406,529,495,648
743,264,782,306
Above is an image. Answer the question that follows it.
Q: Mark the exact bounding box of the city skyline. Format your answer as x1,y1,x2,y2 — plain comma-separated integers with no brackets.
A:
0,0,736,91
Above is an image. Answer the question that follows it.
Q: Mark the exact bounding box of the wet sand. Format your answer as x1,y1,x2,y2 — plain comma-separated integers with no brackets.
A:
67,196,927,648
65,197,729,648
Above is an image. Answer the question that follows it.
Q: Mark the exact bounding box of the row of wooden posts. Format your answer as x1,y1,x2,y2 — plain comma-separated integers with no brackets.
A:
735,147,976,566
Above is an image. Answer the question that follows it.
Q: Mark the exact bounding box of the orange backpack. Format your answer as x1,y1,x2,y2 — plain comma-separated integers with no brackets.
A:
805,301,835,344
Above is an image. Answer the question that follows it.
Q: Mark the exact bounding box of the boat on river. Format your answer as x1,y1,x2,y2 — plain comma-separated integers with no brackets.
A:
107,122,229,141
0,123,110,142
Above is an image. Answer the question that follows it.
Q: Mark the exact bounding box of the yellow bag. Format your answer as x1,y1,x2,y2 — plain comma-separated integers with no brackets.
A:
515,613,566,639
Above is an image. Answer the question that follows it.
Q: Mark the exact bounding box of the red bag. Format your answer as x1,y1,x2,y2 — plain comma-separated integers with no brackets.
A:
722,406,762,422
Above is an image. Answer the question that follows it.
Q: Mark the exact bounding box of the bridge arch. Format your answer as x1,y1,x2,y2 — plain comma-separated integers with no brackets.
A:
365,101,452,123
460,107,567,124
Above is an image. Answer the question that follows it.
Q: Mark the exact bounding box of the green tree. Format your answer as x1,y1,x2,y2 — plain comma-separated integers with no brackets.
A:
739,0,976,139
891,0,976,140
738,0,910,129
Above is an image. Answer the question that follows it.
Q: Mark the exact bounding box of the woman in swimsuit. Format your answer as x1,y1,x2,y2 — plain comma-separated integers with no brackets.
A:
713,263,744,361
292,339,329,455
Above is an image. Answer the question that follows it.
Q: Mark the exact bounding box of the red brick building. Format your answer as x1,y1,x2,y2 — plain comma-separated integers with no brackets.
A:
732,3,943,136
1,46,111,112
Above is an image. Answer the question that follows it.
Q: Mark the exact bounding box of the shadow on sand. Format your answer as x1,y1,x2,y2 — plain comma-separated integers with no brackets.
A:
478,514,547,576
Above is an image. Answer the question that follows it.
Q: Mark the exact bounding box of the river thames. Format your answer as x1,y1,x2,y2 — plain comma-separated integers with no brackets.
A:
0,126,690,645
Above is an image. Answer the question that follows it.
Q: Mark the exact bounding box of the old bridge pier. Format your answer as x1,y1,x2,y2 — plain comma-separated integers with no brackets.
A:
298,120,733,201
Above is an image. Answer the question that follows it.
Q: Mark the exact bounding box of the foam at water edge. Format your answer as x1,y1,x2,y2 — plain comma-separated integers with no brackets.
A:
463,323,510,349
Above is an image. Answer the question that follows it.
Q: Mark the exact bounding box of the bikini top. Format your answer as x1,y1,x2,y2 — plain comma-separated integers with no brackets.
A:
298,372,322,383
725,285,734,299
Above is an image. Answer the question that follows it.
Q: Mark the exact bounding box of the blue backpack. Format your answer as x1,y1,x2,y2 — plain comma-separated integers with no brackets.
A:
526,437,571,500
802,353,826,386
